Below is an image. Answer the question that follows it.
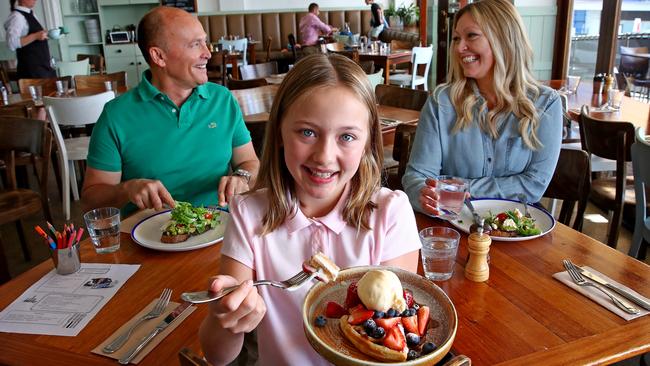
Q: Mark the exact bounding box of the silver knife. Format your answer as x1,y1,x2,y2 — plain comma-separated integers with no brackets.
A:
579,268,650,311
118,301,193,364
464,198,481,228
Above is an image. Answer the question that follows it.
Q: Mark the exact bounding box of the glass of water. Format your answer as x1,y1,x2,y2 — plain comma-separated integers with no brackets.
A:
435,175,467,220
83,207,121,253
419,227,460,281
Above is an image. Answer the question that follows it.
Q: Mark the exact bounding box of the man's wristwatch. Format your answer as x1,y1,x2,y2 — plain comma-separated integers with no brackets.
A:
231,168,252,184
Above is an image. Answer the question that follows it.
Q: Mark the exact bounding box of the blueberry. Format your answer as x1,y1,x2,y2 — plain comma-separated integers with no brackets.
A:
407,350,419,360
406,332,420,347
421,342,437,355
409,308,417,316
413,303,420,310
373,310,385,319
314,315,327,327
363,319,377,333
386,308,397,318
370,326,385,339
401,309,410,317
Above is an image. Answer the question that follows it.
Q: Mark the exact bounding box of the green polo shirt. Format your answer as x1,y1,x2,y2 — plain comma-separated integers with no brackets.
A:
87,71,251,215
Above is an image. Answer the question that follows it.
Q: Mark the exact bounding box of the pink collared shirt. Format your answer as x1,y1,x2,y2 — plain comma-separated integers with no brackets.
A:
220,187,421,365
299,13,332,46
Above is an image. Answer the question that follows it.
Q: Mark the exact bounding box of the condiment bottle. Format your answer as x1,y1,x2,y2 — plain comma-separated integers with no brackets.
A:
465,220,491,282
604,74,614,94
593,73,605,95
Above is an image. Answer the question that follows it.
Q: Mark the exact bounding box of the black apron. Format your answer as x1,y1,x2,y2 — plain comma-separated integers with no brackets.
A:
14,9,56,78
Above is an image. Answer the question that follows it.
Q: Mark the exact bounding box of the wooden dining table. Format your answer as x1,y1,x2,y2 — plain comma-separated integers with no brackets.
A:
229,84,421,145
358,49,413,85
0,213,647,365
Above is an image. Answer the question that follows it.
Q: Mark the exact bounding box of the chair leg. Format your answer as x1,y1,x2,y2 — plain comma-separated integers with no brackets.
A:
51,154,63,199
62,156,70,221
607,205,624,248
0,235,10,284
69,160,80,201
14,220,31,261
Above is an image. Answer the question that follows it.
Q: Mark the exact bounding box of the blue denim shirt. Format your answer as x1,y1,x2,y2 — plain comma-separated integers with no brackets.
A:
402,83,562,213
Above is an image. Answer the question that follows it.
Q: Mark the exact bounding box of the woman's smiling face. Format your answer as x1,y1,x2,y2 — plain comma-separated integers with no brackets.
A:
452,13,494,85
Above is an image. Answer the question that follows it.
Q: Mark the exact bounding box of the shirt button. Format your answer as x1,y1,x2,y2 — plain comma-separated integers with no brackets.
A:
488,158,492,162
171,108,176,113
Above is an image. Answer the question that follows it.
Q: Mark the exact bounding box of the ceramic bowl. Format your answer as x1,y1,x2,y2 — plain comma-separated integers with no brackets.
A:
302,266,457,366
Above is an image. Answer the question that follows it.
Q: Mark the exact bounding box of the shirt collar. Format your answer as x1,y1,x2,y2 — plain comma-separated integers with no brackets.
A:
136,69,210,102
15,5,31,13
285,185,350,235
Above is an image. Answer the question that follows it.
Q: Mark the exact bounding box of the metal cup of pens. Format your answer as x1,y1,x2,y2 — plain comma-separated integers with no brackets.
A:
50,243,81,275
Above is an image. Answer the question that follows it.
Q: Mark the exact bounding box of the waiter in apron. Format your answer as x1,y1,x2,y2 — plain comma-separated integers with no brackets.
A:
4,0,56,78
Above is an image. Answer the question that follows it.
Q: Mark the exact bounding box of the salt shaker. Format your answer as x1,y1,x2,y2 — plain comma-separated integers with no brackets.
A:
592,73,605,95
465,220,491,282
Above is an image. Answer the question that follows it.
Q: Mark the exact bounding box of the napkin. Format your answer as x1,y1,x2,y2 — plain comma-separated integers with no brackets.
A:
120,209,157,234
92,300,196,364
553,266,649,320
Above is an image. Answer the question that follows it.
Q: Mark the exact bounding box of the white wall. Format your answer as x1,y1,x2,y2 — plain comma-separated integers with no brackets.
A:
198,0,389,14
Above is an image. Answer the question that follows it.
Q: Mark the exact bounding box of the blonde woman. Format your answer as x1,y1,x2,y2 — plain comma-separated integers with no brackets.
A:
402,0,562,216
199,54,420,365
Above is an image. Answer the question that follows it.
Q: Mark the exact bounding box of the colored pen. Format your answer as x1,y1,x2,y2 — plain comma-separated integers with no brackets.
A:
67,230,75,248
75,228,84,246
46,221,57,237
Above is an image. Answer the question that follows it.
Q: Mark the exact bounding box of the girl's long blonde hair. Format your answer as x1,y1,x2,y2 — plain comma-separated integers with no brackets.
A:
447,0,543,149
254,54,383,234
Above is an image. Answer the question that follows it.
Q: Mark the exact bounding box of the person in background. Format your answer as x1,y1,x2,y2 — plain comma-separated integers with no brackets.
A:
365,0,386,40
82,6,259,215
298,2,335,55
402,0,562,216
4,0,56,78
199,54,420,365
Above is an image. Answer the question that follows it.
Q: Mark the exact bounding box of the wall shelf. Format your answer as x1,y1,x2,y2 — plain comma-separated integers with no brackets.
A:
63,12,100,16
69,42,104,46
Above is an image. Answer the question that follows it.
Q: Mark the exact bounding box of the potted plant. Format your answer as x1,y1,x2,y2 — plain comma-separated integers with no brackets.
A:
384,3,401,29
396,3,419,30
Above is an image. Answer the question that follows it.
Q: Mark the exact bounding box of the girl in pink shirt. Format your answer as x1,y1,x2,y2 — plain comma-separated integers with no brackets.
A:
199,53,422,365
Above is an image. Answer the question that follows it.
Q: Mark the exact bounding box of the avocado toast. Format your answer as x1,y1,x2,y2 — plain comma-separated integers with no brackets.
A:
161,201,221,243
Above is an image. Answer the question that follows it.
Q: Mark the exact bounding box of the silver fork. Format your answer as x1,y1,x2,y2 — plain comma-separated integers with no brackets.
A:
563,260,639,314
181,269,319,304
517,193,532,218
102,288,172,354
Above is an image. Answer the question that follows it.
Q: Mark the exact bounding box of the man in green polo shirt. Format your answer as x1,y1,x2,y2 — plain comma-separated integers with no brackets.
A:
81,6,259,215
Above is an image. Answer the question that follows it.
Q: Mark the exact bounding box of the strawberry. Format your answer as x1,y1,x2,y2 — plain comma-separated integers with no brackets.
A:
383,324,406,351
345,282,361,309
417,306,430,336
402,315,418,334
403,289,414,308
348,306,374,325
325,301,347,318
375,317,401,329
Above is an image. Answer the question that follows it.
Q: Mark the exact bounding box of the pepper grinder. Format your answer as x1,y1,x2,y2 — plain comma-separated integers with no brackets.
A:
465,219,491,282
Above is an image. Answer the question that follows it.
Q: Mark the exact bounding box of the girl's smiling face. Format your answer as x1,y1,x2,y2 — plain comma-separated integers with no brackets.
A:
280,85,369,217
452,13,494,86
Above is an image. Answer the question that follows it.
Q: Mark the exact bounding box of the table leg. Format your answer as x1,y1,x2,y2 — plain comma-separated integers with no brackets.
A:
231,58,239,80
249,44,256,65
384,59,390,84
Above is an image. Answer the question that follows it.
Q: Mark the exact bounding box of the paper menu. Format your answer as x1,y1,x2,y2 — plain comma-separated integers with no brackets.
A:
0,263,139,336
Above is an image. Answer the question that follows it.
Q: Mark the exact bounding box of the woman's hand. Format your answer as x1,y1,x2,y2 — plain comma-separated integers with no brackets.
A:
419,178,441,216
206,275,266,334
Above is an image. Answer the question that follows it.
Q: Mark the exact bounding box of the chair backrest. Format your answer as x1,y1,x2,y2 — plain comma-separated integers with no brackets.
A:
631,127,650,221
76,53,105,74
43,91,114,127
543,148,591,231
375,84,429,111
221,38,248,65
367,68,384,92
393,123,418,188
227,76,268,90
0,100,34,118
0,116,52,192
18,76,72,95
620,46,650,79
56,59,91,78
408,45,434,87
579,105,635,162
264,36,273,63
245,120,266,157
288,33,300,62
207,51,226,85
239,61,278,80
74,72,127,93
325,42,345,52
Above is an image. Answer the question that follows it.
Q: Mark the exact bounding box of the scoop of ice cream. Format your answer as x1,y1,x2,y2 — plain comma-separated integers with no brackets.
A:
356,269,406,312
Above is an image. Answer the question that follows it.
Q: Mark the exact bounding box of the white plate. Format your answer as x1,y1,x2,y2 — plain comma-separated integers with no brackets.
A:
131,210,228,251
449,198,555,242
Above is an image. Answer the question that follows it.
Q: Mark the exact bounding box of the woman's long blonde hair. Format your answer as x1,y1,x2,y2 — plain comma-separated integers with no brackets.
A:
447,0,543,149
254,54,383,234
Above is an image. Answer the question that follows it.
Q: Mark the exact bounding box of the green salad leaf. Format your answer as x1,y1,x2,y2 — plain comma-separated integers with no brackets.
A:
163,201,220,236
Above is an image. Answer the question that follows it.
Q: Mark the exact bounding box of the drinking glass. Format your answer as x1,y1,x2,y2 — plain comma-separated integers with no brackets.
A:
435,175,467,220
419,227,460,281
608,88,624,110
28,85,43,103
566,75,581,94
55,80,69,96
83,207,121,253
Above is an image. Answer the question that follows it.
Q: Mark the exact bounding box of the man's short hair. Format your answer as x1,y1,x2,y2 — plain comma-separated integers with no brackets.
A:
137,9,166,64
308,3,319,12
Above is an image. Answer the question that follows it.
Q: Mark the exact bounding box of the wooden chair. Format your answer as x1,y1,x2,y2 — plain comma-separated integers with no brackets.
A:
245,120,266,158
325,43,360,64
74,72,127,93
264,36,273,63
18,76,72,96
207,51,226,85
619,46,650,101
579,105,636,248
0,117,53,284
288,33,301,63
375,84,429,111
239,61,278,81
227,76,268,90
76,54,105,74
178,348,209,366
630,127,650,259
543,148,591,231
0,100,34,119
